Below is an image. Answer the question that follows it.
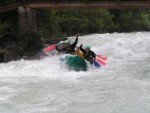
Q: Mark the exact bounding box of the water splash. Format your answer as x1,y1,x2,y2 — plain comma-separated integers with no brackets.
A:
0,32,150,113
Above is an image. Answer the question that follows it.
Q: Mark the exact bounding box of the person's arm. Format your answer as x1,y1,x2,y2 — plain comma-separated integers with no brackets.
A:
92,51,96,61
70,33,80,48
92,51,96,58
89,51,96,64
80,44,86,54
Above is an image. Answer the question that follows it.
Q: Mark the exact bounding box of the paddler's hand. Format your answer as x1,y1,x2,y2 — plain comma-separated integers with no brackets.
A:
90,59,94,64
76,33,80,37
90,58,95,63
93,58,96,61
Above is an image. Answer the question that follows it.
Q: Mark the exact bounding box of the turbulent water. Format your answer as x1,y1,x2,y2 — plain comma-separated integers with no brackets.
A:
0,32,150,113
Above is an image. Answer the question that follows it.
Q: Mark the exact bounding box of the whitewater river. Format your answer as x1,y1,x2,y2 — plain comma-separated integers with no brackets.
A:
0,32,150,113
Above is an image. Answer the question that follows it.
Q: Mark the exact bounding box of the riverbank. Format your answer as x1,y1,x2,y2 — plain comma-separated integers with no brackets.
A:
0,30,67,63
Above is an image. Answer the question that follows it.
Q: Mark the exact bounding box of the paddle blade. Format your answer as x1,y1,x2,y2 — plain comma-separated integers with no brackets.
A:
43,45,55,52
94,61,101,67
97,54,107,60
96,58,106,65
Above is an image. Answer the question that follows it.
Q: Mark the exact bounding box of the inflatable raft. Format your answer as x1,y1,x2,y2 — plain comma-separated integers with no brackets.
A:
60,54,88,71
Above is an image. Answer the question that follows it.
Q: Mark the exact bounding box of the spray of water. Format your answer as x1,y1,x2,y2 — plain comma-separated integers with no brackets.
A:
0,32,150,113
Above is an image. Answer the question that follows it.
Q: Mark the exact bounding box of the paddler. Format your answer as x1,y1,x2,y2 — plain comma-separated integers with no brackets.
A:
56,33,80,55
80,44,96,64
55,41,65,55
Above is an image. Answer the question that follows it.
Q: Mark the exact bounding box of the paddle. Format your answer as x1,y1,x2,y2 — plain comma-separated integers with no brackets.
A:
96,54,107,65
94,61,101,67
96,58,106,65
97,54,107,60
43,45,55,52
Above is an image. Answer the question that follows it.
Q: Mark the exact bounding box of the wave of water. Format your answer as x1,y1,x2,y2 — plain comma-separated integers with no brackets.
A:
0,32,150,113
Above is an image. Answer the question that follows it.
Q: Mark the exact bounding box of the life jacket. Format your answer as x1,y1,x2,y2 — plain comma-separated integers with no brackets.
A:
75,49,84,58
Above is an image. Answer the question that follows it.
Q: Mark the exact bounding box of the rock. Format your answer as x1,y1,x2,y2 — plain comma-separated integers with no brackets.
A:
21,30,45,59
0,49,7,63
22,30,43,52
0,33,19,48
0,33,23,62
0,31,45,62
4,43,23,62
0,30,69,63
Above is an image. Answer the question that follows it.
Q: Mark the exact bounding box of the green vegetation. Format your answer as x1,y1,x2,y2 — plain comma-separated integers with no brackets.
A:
0,0,18,3
0,10,18,35
0,9,150,38
36,9,115,38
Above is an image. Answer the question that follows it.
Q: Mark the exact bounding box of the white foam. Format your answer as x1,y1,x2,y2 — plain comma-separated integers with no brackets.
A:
0,32,150,113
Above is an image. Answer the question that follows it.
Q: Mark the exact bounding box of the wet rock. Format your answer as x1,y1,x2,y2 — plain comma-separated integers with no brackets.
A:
0,49,6,63
21,30,45,59
22,30,43,52
0,30,68,63
0,33,22,62
0,31,45,62
4,43,23,62
0,33,19,48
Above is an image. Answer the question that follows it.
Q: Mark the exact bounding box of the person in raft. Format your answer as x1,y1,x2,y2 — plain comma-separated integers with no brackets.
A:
80,44,96,64
56,33,80,55
55,41,65,55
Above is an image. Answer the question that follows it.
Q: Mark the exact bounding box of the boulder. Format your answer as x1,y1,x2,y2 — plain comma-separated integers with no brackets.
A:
0,31,45,62
0,33,22,62
22,30,43,52
21,30,45,59
0,49,6,63
0,33,19,48
4,43,23,62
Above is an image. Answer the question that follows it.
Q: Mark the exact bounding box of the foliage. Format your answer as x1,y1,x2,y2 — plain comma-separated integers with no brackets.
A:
36,9,116,38
0,9,150,38
110,9,150,32
36,9,150,38
0,10,18,35
0,0,18,3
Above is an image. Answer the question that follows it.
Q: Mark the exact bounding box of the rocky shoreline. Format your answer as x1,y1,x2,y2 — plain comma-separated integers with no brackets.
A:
0,30,67,63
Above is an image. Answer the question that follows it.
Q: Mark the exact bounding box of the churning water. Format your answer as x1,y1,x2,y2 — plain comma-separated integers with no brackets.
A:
0,32,150,113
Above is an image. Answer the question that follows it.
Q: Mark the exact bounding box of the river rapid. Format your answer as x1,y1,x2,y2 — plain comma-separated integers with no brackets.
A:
0,32,150,113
